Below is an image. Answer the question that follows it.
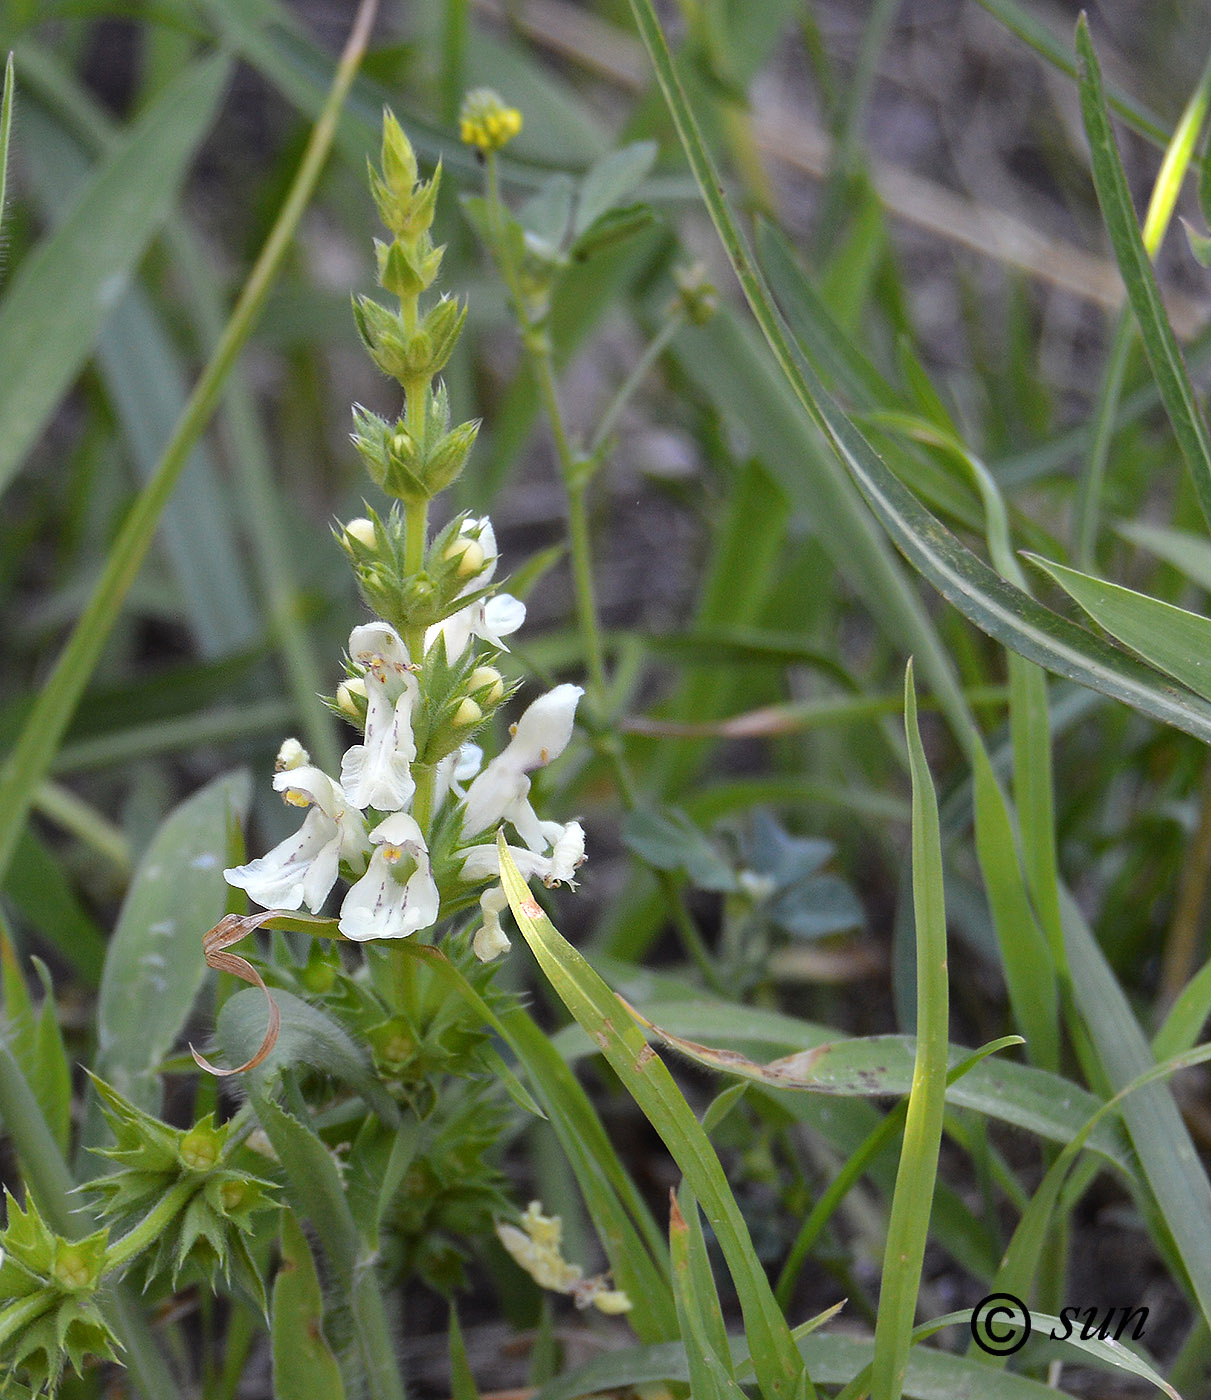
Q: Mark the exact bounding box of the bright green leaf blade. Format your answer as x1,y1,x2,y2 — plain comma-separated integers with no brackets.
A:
497,837,804,1400
1029,554,1211,702
0,53,14,242
870,666,950,1400
272,1210,346,1400
1076,16,1211,534
86,770,249,1131
0,53,230,496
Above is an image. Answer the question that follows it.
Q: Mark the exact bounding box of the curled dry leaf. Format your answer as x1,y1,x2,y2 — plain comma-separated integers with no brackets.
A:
191,911,282,1077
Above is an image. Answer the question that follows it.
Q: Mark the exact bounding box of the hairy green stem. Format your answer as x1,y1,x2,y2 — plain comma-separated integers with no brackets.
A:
104,1178,198,1275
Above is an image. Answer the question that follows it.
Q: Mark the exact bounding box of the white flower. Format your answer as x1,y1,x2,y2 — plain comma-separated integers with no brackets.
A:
340,622,418,812
339,812,439,941
461,684,583,842
432,741,484,812
460,820,585,890
225,767,368,913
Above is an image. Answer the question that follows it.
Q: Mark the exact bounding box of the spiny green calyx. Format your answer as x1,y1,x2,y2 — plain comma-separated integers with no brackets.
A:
0,1190,117,1393
84,1076,277,1304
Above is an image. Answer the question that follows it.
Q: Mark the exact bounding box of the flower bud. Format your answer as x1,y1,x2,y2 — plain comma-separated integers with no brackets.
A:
468,666,505,704
453,698,483,727
179,1121,224,1173
343,517,377,550
445,535,485,578
336,676,368,717
380,109,418,197
275,737,310,772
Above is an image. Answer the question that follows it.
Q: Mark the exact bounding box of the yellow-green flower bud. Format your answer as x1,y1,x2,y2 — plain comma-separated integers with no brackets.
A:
468,666,504,705
336,676,367,717
343,517,377,550
673,262,718,326
459,88,523,153
453,698,483,727
444,535,485,578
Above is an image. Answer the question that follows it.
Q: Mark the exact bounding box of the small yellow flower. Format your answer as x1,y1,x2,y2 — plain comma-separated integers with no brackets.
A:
459,88,523,153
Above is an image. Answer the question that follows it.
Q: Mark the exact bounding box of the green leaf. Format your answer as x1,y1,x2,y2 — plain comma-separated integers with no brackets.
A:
561,1006,1131,1172
88,771,250,1127
1063,889,1211,1336
869,667,950,1400
621,807,737,891
3,827,106,985
1184,216,1211,267
272,1210,346,1400
1028,554,1211,703
497,836,804,1400
1076,16,1211,534
0,53,14,242
574,140,658,238
0,53,230,496
670,1192,753,1400
216,986,400,1124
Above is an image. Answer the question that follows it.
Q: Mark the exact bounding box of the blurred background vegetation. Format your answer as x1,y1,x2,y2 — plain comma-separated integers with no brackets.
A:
5,0,1211,1393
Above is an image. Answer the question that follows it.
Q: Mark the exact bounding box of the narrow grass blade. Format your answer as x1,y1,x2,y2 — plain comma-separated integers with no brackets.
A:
0,54,230,496
0,53,14,239
1029,554,1211,703
1076,17,1211,534
497,836,805,1400
869,665,950,1400
0,0,378,888
670,1192,751,1400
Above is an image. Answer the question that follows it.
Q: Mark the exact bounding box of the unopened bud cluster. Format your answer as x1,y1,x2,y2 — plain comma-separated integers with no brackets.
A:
353,111,478,505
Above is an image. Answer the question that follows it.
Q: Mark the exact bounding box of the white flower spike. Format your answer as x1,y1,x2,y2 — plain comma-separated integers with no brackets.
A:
340,622,419,812
339,811,440,941
225,767,369,913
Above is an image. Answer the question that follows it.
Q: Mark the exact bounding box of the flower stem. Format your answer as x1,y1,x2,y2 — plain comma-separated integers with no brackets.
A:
104,1178,198,1276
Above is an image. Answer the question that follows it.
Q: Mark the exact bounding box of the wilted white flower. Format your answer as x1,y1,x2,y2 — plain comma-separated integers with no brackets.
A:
225,767,369,913
496,1201,631,1314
